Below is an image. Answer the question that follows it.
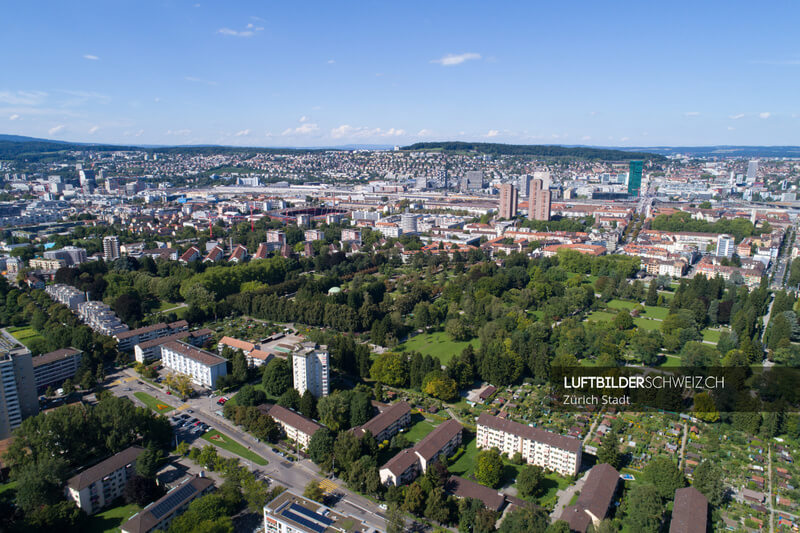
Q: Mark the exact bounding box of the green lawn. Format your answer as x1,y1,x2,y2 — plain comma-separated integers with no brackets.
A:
536,472,572,508
607,299,637,311
633,317,661,331
397,331,479,365
658,354,683,368
586,311,616,323
701,328,724,343
402,415,436,444
134,391,174,413
642,305,669,320
7,326,46,349
85,501,141,533
201,430,268,465
449,437,479,478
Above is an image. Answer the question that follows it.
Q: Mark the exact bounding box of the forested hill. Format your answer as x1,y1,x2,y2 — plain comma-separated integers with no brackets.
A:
400,141,666,161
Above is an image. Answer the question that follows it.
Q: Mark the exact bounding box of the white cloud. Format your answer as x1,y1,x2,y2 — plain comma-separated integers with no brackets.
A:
416,129,434,137
184,76,218,86
8,114,19,120
684,111,700,117
729,113,745,119
218,24,263,37
759,112,771,119
282,123,320,136
431,52,481,66
299,116,309,123
582,136,592,141
728,126,735,131
88,125,100,134
620,136,630,142
330,125,406,139
0,90,48,106
83,54,100,61
48,125,65,135
327,59,335,64
485,129,500,138
589,111,598,116
234,129,251,137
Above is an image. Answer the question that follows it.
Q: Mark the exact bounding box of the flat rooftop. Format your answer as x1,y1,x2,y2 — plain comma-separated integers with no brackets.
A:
264,490,367,533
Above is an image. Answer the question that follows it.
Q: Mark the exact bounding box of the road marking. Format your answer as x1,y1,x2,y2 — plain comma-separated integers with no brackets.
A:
319,479,338,494
176,404,191,411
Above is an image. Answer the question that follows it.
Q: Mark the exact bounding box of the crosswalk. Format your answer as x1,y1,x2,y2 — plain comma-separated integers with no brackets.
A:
176,404,191,411
110,376,137,386
318,479,338,494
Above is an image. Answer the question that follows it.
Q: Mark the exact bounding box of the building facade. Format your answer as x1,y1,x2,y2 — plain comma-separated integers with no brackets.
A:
627,160,643,197
31,347,82,394
499,183,518,219
160,341,228,388
530,178,551,221
103,235,121,261
476,413,581,476
716,234,735,258
65,446,144,515
121,475,215,533
0,337,39,440
261,404,322,450
292,342,329,398
264,490,366,533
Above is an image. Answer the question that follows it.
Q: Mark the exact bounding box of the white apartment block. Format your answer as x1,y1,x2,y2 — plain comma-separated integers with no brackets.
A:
45,283,86,310
262,404,322,450
264,490,366,533
29,257,66,271
0,337,39,440
115,320,188,352
476,413,581,476
160,341,227,388
78,301,129,336
66,446,144,515
292,342,329,398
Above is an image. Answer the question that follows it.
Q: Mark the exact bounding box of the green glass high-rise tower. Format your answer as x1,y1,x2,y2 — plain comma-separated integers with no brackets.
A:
628,160,643,197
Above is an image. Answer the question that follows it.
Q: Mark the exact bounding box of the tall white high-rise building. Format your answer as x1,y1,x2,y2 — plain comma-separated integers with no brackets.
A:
716,234,735,258
292,342,329,398
103,235,120,261
400,213,418,234
746,160,759,184
0,340,39,439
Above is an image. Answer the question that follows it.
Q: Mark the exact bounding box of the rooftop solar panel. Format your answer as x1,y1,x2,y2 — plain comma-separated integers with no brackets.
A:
282,510,326,533
150,483,196,519
289,503,334,525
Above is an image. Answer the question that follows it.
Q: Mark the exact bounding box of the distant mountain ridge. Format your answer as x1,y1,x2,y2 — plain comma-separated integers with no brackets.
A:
1,134,798,160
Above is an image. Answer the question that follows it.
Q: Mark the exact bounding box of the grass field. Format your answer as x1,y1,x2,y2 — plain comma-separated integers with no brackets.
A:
134,392,174,414
397,331,479,365
701,328,724,343
402,415,436,443
642,305,669,320
201,430,268,465
448,437,479,478
537,472,572,508
607,300,636,311
633,317,661,331
6,326,45,349
586,311,616,323
658,354,683,368
85,501,141,533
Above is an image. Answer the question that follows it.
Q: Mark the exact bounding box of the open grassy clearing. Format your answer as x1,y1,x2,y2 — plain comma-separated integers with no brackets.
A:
201,430,268,465
133,391,174,413
397,331,479,365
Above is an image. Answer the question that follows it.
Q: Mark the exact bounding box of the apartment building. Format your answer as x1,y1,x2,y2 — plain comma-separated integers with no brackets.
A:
65,446,144,515
45,283,86,310
380,418,463,486
0,335,39,440
115,320,189,352
260,404,322,450
560,463,620,532
121,475,215,533
476,413,581,476
29,257,66,271
264,490,367,533
31,347,82,394
103,235,121,261
292,342,329,398
43,245,87,266
352,401,411,442
160,341,227,388
77,301,129,336
134,329,212,363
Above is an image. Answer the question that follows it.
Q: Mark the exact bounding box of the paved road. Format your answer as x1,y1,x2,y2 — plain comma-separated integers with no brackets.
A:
107,369,387,532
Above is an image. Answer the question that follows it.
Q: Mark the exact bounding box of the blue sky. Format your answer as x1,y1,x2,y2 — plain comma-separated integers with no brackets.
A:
1,1,798,147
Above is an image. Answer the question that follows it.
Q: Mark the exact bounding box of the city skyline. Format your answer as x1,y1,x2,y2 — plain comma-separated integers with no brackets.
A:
2,1,799,147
